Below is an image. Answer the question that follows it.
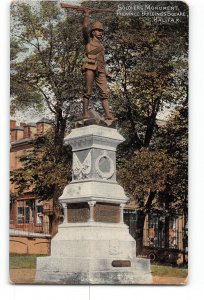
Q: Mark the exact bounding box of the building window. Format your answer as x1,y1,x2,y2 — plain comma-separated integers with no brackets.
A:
36,205,43,224
145,214,180,249
147,215,162,248
17,207,24,224
17,200,34,224
169,218,178,249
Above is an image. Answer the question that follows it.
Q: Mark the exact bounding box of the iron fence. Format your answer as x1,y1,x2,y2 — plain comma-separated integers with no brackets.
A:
143,228,183,250
124,210,187,252
9,220,50,236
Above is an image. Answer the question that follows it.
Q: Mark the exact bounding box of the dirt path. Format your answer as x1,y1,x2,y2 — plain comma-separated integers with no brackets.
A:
10,269,36,284
152,276,187,285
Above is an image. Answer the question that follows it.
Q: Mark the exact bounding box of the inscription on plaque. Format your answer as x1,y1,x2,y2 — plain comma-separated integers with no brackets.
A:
94,203,120,223
67,203,89,223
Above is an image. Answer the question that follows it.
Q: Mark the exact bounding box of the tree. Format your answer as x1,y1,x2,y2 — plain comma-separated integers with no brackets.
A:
157,98,188,217
118,148,177,253
10,1,86,144
107,9,188,153
103,1,188,253
10,1,84,223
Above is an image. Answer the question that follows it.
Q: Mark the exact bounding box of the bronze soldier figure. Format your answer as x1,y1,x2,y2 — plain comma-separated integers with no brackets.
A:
81,8,116,120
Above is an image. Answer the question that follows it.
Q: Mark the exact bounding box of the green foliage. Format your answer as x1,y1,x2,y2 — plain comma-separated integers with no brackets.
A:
118,101,188,215
118,148,176,214
156,99,188,213
104,1,187,152
10,1,83,120
119,149,176,195
94,1,188,220
10,1,83,208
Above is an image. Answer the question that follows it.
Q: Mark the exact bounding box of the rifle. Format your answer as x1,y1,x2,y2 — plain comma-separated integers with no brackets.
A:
60,3,115,13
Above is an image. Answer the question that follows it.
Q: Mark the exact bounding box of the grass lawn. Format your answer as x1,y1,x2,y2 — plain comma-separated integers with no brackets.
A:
10,254,39,269
151,264,188,278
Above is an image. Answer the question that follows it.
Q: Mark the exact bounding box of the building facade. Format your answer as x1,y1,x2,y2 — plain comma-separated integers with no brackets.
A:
10,118,54,237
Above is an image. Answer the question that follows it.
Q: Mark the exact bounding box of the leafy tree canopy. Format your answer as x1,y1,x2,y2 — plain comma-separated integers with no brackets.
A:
11,1,84,124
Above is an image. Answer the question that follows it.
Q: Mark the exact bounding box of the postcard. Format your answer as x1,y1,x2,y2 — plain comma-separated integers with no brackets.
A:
10,0,188,285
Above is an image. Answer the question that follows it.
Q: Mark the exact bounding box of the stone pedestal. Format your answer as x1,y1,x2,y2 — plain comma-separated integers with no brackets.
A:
35,125,152,284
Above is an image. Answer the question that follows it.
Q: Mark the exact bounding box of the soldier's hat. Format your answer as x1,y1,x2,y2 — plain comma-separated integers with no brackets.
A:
90,21,104,32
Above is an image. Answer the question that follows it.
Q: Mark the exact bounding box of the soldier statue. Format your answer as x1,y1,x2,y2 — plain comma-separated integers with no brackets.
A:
60,3,116,121
81,9,116,120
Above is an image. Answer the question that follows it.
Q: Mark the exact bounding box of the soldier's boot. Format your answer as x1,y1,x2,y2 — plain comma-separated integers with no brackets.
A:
82,98,90,119
102,100,117,121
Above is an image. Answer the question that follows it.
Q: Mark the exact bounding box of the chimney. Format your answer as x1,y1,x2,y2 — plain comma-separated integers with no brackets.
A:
36,118,52,136
10,126,24,142
24,123,37,139
10,120,16,130
20,122,26,127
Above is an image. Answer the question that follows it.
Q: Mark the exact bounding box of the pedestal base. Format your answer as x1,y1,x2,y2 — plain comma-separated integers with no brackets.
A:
35,269,152,285
35,223,152,284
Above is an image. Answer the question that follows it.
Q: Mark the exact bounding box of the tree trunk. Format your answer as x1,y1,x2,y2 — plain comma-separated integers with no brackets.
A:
135,210,146,255
54,106,66,156
50,104,67,235
164,196,170,248
143,98,160,148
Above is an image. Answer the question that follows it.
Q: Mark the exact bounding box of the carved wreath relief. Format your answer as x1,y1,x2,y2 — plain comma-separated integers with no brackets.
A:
95,150,115,180
73,151,91,179
73,150,115,180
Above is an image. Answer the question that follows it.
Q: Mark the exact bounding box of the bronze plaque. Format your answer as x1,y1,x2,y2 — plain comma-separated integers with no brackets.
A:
67,203,89,223
94,203,120,223
112,260,131,267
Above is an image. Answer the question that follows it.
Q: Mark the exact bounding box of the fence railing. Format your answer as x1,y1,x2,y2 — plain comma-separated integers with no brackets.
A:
9,220,50,236
143,228,183,250
124,210,187,252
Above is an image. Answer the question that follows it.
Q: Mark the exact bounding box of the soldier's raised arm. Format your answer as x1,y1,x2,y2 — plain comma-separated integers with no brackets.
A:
82,8,92,44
